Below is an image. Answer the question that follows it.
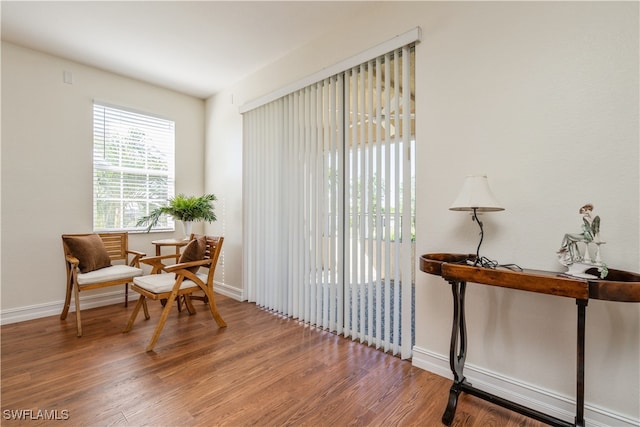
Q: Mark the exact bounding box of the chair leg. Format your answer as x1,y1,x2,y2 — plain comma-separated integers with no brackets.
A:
124,283,129,308
146,292,178,352
142,298,150,320
123,296,146,333
73,283,82,337
184,295,197,315
204,288,227,328
60,277,73,320
190,292,209,304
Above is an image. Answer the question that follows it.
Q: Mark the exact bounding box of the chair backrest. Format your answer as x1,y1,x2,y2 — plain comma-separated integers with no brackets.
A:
99,232,130,261
62,232,130,262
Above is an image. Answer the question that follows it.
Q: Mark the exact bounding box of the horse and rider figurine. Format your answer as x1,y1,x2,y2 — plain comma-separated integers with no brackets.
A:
557,203,608,278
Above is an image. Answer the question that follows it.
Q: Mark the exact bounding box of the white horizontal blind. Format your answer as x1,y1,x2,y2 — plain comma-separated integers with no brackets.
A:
93,103,175,232
243,46,414,358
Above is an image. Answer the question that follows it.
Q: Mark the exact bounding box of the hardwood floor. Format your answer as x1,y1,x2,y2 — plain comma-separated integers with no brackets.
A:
1,294,545,426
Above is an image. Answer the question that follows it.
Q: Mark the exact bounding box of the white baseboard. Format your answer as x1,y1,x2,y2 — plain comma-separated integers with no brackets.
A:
1,282,245,325
0,290,132,325
213,280,244,301
412,346,639,427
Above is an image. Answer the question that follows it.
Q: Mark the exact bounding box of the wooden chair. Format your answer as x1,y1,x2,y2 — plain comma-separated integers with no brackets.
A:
123,235,226,351
61,232,146,337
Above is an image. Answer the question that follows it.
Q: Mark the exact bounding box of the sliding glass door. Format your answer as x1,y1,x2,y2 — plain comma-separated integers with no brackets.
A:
243,45,415,358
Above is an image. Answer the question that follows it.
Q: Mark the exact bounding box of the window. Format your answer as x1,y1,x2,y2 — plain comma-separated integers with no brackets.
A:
93,103,175,232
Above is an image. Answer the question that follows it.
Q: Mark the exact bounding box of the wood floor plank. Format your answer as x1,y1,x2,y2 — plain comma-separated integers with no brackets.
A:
1,294,547,426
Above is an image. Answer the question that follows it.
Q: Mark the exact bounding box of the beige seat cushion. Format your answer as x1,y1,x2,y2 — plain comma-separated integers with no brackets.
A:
77,264,143,285
133,272,207,294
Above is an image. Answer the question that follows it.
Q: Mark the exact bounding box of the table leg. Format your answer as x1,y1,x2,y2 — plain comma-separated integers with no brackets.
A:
575,299,587,427
443,280,468,426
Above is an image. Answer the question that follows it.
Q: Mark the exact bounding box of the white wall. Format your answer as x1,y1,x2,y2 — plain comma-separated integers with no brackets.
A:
1,42,207,318
205,2,639,425
204,94,243,297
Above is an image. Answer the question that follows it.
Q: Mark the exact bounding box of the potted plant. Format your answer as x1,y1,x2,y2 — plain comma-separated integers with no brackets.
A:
136,193,217,238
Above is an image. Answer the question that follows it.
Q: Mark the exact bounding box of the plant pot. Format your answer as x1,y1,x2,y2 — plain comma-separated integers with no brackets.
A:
181,221,193,240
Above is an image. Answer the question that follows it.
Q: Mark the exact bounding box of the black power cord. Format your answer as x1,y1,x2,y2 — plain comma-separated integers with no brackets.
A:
467,208,522,271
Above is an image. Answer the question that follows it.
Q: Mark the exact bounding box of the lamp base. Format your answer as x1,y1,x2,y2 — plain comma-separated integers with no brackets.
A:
471,208,484,266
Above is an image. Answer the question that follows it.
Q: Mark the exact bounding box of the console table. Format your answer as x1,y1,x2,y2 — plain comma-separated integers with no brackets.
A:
420,253,640,427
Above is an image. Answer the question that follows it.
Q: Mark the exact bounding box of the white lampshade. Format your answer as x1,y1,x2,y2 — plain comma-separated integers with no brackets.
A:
449,175,504,212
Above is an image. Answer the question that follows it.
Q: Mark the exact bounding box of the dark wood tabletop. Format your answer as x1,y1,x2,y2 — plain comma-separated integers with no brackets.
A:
420,253,640,302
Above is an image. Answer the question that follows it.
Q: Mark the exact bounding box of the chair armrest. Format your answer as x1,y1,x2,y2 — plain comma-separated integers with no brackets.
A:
139,254,180,274
164,259,213,284
164,258,213,274
140,254,181,264
65,254,80,267
126,249,147,267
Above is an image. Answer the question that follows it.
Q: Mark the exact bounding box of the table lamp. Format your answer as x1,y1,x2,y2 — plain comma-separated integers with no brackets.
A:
450,175,504,266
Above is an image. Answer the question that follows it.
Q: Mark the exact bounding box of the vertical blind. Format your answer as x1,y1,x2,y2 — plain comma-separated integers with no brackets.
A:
93,103,175,232
243,46,415,358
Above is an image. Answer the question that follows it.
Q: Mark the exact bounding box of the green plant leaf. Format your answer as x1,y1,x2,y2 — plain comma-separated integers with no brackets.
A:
136,194,217,232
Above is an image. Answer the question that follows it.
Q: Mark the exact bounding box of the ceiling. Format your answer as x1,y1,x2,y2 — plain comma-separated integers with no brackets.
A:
1,1,370,99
